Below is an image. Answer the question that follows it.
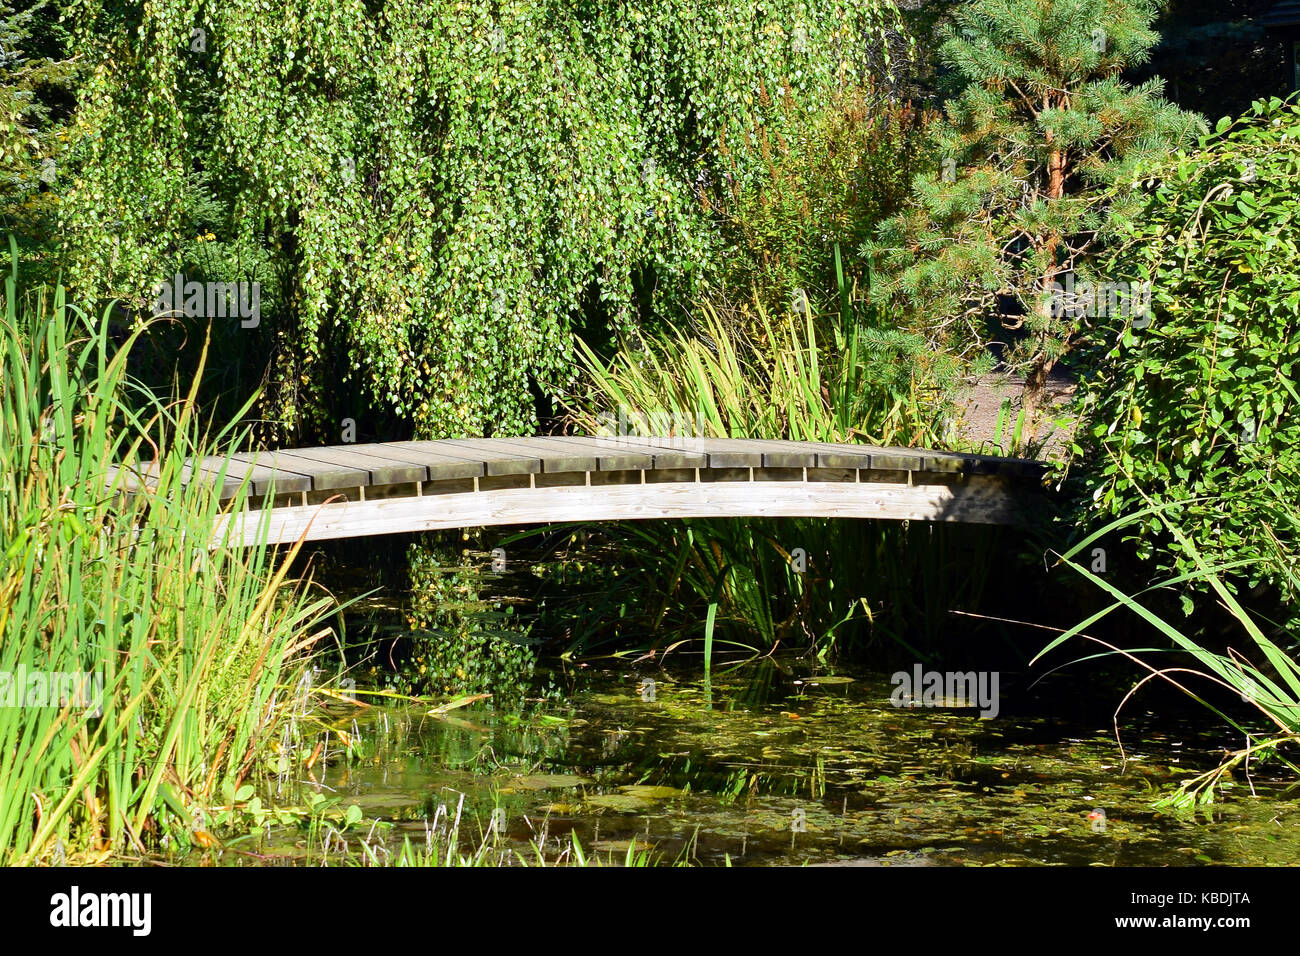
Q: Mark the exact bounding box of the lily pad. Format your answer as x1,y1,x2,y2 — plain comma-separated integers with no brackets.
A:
808,676,855,685
500,773,592,792
586,793,656,811
620,785,683,800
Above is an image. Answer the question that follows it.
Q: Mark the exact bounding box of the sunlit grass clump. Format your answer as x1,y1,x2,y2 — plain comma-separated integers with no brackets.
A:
0,249,336,863
547,266,993,662
570,261,949,449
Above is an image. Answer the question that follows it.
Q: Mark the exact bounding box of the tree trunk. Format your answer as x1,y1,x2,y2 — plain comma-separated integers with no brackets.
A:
1023,120,1068,446
1022,351,1056,430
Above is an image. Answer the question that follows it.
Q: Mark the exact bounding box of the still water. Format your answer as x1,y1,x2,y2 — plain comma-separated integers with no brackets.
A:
238,659,1300,866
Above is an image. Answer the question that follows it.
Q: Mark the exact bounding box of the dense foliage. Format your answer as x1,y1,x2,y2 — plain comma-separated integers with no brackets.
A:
0,0,78,282
704,83,928,321
58,0,909,443
1073,96,1300,627
0,261,336,862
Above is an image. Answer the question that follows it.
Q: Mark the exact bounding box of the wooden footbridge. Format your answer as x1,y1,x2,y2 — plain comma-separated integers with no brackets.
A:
127,436,1046,546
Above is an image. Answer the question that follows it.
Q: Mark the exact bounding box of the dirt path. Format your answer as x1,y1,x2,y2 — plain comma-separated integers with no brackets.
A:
943,366,1079,461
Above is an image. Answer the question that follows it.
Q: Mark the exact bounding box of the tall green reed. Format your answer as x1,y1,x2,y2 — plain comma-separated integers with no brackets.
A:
539,258,983,661
0,251,335,863
571,252,949,447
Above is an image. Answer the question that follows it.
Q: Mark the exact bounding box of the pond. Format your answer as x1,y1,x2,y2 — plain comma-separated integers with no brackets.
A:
230,657,1300,866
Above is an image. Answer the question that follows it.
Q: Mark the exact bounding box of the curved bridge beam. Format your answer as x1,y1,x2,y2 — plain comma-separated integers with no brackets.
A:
216,473,1029,546
185,438,1045,547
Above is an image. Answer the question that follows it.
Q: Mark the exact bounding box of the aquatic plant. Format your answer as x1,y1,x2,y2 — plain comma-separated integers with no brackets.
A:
569,249,951,448
0,249,337,863
542,255,999,661
1039,481,1300,807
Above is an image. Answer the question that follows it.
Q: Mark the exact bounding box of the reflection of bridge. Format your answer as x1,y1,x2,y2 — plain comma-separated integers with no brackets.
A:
164,437,1045,546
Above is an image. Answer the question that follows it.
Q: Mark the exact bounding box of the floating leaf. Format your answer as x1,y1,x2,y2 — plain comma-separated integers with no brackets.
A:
585,793,655,811
620,785,683,800
500,774,593,792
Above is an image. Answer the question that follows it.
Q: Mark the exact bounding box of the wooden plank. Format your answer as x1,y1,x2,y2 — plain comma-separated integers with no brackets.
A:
107,461,245,499
759,439,977,473
864,444,1043,477
345,443,484,481
229,451,368,492
597,436,1037,477
808,441,925,471
750,439,935,472
261,446,426,486
914,448,990,474
668,437,834,468
537,436,659,470
572,435,709,469
663,437,880,471
666,438,766,468
191,454,313,496
845,443,1043,477
745,439,820,468
926,448,1044,478
469,437,600,473
400,439,541,477
808,444,878,470
868,443,947,472
216,474,1023,546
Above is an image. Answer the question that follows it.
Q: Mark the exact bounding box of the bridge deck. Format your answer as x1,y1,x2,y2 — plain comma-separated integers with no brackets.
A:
111,437,1046,545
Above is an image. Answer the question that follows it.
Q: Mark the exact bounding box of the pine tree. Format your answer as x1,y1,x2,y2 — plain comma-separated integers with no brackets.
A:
866,0,1204,428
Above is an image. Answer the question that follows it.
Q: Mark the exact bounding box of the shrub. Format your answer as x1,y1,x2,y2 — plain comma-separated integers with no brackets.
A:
1071,97,1300,630
705,82,929,322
